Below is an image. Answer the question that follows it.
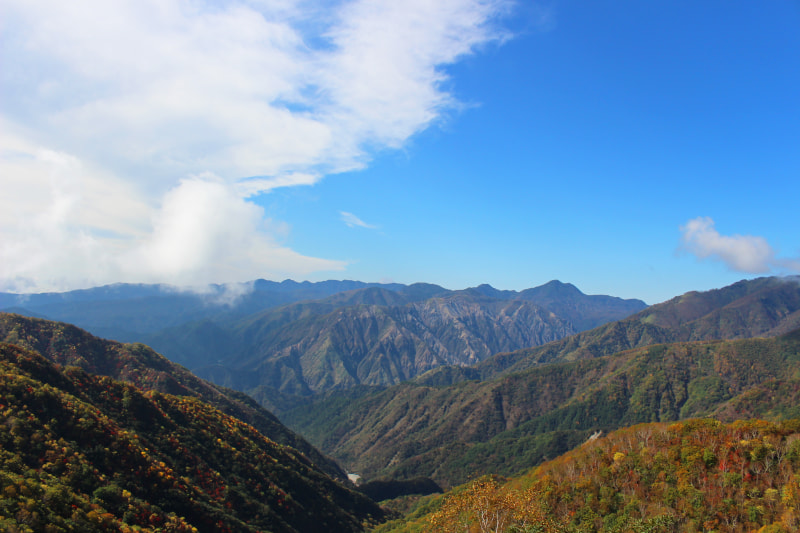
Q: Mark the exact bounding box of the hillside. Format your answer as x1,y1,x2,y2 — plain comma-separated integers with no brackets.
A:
186,291,577,406
376,418,800,533
475,276,800,379
0,313,345,480
0,342,383,532
284,329,800,488
1,280,646,410
143,283,643,409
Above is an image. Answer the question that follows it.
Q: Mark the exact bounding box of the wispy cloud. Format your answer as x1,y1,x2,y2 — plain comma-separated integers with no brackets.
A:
340,211,377,229
680,216,799,274
0,0,512,292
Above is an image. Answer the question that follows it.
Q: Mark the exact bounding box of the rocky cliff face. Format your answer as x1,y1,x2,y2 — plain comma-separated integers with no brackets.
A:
197,295,577,396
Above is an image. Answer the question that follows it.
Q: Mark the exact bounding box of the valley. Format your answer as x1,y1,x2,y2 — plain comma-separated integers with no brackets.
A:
2,279,646,412
6,3,797,531
1,276,799,532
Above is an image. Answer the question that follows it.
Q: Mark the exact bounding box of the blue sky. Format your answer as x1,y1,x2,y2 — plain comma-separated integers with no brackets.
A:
2,1,798,303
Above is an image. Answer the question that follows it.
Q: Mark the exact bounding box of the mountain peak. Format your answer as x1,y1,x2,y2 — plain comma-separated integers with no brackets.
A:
538,280,583,295
469,283,510,299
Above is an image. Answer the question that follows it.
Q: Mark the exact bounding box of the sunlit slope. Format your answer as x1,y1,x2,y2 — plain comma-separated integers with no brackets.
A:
0,312,345,480
0,342,383,532
376,418,800,533
285,329,800,487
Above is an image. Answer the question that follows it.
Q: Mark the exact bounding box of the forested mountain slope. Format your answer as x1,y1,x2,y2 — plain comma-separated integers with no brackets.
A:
187,291,577,405
0,313,345,480
377,418,800,533
475,276,800,379
1,280,646,411
0,342,382,532
284,328,800,488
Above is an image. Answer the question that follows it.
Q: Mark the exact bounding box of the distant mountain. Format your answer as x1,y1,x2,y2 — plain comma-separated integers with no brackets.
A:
0,341,383,532
169,290,576,407
0,279,409,341
137,282,643,407
517,280,648,331
284,328,800,488
0,279,644,343
0,312,344,480
476,276,800,379
2,279,647,411
471,280,647,331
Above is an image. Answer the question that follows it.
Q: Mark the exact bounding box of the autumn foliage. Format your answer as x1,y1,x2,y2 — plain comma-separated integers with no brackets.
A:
0,341,381,532
380,419,800,533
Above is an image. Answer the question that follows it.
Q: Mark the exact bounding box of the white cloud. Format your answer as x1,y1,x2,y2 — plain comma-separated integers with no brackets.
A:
0,161,344,292
679,216,799,274
0,129,151,292
127,175,345,287
0,0,512,292
340,211,377,229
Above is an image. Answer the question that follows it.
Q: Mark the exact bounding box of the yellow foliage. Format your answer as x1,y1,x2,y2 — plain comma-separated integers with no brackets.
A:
426,476,556,533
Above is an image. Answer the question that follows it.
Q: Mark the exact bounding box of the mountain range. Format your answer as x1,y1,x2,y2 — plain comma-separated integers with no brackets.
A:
0,280,407,341
2,276,800,531
476,275,800,379
282,276,800,487
2,279,646,412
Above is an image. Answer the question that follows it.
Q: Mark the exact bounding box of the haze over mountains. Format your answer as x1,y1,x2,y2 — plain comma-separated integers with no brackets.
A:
1,279,646,411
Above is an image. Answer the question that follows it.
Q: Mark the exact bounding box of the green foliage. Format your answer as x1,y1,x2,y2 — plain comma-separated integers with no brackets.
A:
681,375,730,418
358,477,442,502
288,329,800,487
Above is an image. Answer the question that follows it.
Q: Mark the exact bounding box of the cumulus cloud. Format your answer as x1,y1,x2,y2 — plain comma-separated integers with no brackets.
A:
0,132,150,292
0,0,512,292
340,211,377,229
129,176,345,286
680,217,799,274
0,165,345,292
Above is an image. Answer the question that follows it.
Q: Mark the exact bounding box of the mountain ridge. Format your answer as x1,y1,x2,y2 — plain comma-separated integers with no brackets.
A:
285,330,800,488
1,279,647,411
281,277,800,487
0,312,346,481
472,275,800,379
0,341,383,531
1,278,645,340
186,293,578,405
